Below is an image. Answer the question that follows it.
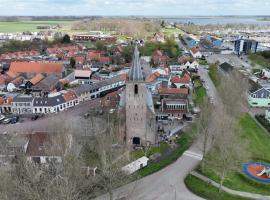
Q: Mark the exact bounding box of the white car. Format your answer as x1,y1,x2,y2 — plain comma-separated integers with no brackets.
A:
0,115,5,121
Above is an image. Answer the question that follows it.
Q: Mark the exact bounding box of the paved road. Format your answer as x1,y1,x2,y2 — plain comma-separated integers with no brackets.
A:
198,66,219,105
96,142,204,200
205,53,251,69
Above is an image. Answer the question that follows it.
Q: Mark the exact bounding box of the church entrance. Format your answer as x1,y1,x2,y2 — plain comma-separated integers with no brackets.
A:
132,137,141,145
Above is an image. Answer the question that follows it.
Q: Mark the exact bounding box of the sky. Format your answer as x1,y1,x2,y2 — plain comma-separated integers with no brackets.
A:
0,0,270,16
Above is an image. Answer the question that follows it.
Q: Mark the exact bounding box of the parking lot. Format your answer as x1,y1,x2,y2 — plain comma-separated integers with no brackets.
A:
205,53,252,69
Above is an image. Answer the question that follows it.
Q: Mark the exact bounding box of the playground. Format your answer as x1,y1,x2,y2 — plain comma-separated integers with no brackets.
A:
243,162,270,183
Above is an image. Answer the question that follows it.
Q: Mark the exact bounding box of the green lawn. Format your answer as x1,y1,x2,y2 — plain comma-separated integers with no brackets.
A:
185,175,251,200
193,85,207,106
208,63,220,87
248,53,270,68
130,142,170,160
0,20,73,33
161,27,184,37
200,114,270,195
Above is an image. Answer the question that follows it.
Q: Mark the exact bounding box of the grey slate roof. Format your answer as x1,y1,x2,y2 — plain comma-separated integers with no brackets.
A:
219,62,234,72
33,74,59,90
13,95,34,103
33,94,65,107
128,46,144,81
73,75,124,96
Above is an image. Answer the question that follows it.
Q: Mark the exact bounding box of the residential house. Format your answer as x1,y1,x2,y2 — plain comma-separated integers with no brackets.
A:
248,80,270,107
190,47,202,58
11,95,34,114
74,69,92,84
182,35,197,48
32,74,61,97
25,73,45,88
161,98,189,119
62,90,79,109
0,96,13,114
169,72,191,89
152,50,170,66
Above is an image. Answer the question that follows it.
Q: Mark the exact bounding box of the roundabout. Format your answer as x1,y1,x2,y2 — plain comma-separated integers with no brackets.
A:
242,162,270,183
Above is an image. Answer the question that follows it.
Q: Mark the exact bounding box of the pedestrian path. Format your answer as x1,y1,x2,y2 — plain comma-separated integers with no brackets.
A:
190,171,270,200
183,151,203,161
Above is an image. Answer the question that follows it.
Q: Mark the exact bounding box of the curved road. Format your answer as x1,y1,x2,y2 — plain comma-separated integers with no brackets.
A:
96,142,204,200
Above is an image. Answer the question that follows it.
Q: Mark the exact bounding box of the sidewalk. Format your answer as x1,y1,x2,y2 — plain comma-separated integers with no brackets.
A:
190,171,270,200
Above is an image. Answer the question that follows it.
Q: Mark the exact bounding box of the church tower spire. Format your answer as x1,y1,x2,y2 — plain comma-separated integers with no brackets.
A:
128,46,144,81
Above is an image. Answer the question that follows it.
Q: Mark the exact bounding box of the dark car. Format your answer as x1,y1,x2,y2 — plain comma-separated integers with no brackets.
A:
10,116,19,124
31,115,39,121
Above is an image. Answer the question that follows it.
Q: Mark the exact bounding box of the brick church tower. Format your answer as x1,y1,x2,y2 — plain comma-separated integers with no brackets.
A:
119,46,156,147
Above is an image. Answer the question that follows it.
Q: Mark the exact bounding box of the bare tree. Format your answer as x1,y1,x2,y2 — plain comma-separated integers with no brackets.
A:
206,108,250,191
196,99,216,173
203,70,250,191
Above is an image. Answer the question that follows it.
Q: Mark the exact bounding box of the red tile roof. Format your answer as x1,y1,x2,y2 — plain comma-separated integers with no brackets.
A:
170,73,191,84
190,47,199,54
9,62,64,75
30,74,45,85
158,87,189,95
63,90,77,102
146,72,160,82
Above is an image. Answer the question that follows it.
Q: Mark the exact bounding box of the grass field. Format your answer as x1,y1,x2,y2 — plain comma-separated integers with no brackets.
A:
185,175,251,200
248,53,270,68
200,114,270,195
0,20,73,33
161,27,184,37
193,87,207,105
208,63,220,87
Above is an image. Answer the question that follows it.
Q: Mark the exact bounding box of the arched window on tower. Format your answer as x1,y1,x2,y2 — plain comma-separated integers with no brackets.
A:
134,84,138,95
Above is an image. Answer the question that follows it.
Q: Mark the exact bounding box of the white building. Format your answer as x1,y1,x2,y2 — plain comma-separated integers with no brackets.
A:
122,156,149,174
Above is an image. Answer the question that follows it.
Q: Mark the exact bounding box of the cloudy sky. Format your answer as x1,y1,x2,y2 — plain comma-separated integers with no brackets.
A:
0,0,270,16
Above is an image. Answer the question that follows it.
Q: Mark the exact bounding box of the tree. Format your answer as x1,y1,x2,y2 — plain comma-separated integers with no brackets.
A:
70,57,76,68
206,107,250,191
62,34,71,44
95,41,107,51
203,70,250,191
196,99,216,173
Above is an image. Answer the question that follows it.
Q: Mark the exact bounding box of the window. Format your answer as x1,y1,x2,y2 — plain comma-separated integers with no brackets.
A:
134,84,138,94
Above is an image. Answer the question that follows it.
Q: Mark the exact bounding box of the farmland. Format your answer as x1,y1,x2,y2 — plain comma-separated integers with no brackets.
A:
0,20,74,33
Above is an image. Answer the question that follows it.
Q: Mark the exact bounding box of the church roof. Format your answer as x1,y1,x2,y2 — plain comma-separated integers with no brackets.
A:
129,46,144,81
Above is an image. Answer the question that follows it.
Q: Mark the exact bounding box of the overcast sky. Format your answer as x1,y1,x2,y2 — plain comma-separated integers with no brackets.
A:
0,0,270,16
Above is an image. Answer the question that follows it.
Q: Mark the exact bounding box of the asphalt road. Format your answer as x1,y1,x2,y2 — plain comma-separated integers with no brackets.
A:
95,142,204,200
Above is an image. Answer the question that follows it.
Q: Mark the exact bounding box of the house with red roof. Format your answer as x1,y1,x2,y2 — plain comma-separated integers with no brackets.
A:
152,50,170,66
0,96,13,114
190,47,202,58
169,72,191,88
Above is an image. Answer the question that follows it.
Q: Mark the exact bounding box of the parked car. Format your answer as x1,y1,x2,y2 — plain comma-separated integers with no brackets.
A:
2,118,11,124
0,115,5,121
10,116,19,124
31,115,39,121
